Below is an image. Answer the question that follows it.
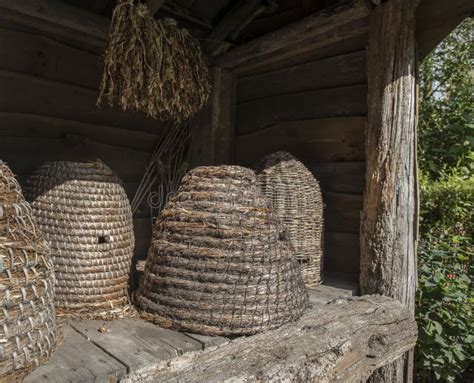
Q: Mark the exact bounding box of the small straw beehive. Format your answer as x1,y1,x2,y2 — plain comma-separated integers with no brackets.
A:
24,161,135,319
136,165,309,336
255,151,324,286
0,161,57,378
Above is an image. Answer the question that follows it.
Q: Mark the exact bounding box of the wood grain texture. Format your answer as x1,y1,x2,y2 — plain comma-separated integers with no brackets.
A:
24,326,127,383
0,27,101,89
237,50,367,103
324,191,362,234
122,295,417,383
190,67,236,167
235,116,366,164
361,1,419,381
0,0,108,53
215,0,371,73
237,85,367,135
309,161,365,194
325,231,360,275
0,70,162,133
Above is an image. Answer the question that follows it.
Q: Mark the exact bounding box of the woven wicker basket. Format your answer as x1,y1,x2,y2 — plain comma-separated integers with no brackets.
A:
0,161,57,378
255,151,324,286
24,161,135,319
136,165,309,336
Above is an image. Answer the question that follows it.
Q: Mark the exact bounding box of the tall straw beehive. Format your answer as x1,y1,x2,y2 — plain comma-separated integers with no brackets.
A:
255,151,324,286
136,165,309,336
0,161,57,378
24,160,135,319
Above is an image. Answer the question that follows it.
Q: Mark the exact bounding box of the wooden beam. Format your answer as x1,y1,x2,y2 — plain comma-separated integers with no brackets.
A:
146,0,165,16
416,0,473,59
361,0,419,381
215,0,372,73
122,296,417,382
203,0,265,56
190,67,236,167
0,0,108,53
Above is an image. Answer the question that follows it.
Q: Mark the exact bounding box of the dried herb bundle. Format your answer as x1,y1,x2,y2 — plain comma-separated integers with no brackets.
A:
97,0,210,122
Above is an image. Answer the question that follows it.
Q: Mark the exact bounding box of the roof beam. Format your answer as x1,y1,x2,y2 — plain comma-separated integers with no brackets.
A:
203,0,266,56
0,0,108,53
215,0,372,73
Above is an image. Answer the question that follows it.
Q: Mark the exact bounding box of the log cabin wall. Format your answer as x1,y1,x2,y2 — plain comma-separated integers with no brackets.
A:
234,50,367,282
0,21,160,261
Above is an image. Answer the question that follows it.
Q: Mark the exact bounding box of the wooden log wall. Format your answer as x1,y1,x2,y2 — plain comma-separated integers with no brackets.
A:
0,23,161,261
235,49,368,281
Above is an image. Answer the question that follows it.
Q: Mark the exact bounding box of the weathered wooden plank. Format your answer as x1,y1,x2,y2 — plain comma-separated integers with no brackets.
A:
0,70,162,134
216,0,371,73
324,191,362,234
70,318,200,373
362,1,419,381
0,0,108,53
184,333,228,350
308,161,365,195
307,282,357,304
25,326,127,383
122,296,417,383
190,67,236,167
0,27,101,89
237,50,367,103
0,136,149,182
0,113,159,153
324,231,360,275
235,117,366,164
237,85,367,135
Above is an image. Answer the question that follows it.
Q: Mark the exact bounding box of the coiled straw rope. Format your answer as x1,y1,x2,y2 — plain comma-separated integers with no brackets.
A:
97,0,211,122
0,161,57,379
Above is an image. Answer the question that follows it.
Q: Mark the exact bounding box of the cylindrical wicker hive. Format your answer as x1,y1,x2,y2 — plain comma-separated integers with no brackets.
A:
255,151,324,286
136,165,309,336
24,160,135,319
0,161,57,378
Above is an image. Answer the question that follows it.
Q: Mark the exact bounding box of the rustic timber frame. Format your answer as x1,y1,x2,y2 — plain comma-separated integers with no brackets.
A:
0,0,472,381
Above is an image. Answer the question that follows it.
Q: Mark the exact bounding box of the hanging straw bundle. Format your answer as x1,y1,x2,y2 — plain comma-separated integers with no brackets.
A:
97,0,211,122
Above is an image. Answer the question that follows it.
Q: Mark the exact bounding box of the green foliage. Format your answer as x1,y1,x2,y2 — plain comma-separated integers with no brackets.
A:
416,18,474,383
419,18,474,178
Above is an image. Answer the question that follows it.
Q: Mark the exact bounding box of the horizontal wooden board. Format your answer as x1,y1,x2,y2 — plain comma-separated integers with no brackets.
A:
309,161,365,194
0,70,163,133
324,231,360,275
323,191,362,234
235,117,366,164
0,27,101,89
237,51,367,103
0,136,149,182
237,84,367,135
0,112,159,153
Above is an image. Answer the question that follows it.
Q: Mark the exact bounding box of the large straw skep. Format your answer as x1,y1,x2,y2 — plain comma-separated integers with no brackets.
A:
0,161,57,379
97,0,211,122
24,161,135,319
255,152,324,287
136,166,309,336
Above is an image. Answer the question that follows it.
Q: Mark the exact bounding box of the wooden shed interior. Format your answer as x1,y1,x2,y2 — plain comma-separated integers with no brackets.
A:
0,0,471,287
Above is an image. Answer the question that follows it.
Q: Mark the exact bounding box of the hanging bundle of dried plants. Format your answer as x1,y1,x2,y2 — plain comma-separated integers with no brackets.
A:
97,0,211,122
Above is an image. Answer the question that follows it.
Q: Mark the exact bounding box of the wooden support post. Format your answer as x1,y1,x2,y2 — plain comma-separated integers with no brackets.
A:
361,0,419,382
190,67,236,167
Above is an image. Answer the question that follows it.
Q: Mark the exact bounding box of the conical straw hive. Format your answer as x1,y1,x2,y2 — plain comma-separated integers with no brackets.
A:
255,151,324,286
0,161,57,378
136,165,308,336
24,161,135,319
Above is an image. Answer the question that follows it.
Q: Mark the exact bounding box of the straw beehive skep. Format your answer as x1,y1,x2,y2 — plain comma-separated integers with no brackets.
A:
255,151,324,286
24,161,135,320
136,165,309,336
0,161,57,379
97,0,211,122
